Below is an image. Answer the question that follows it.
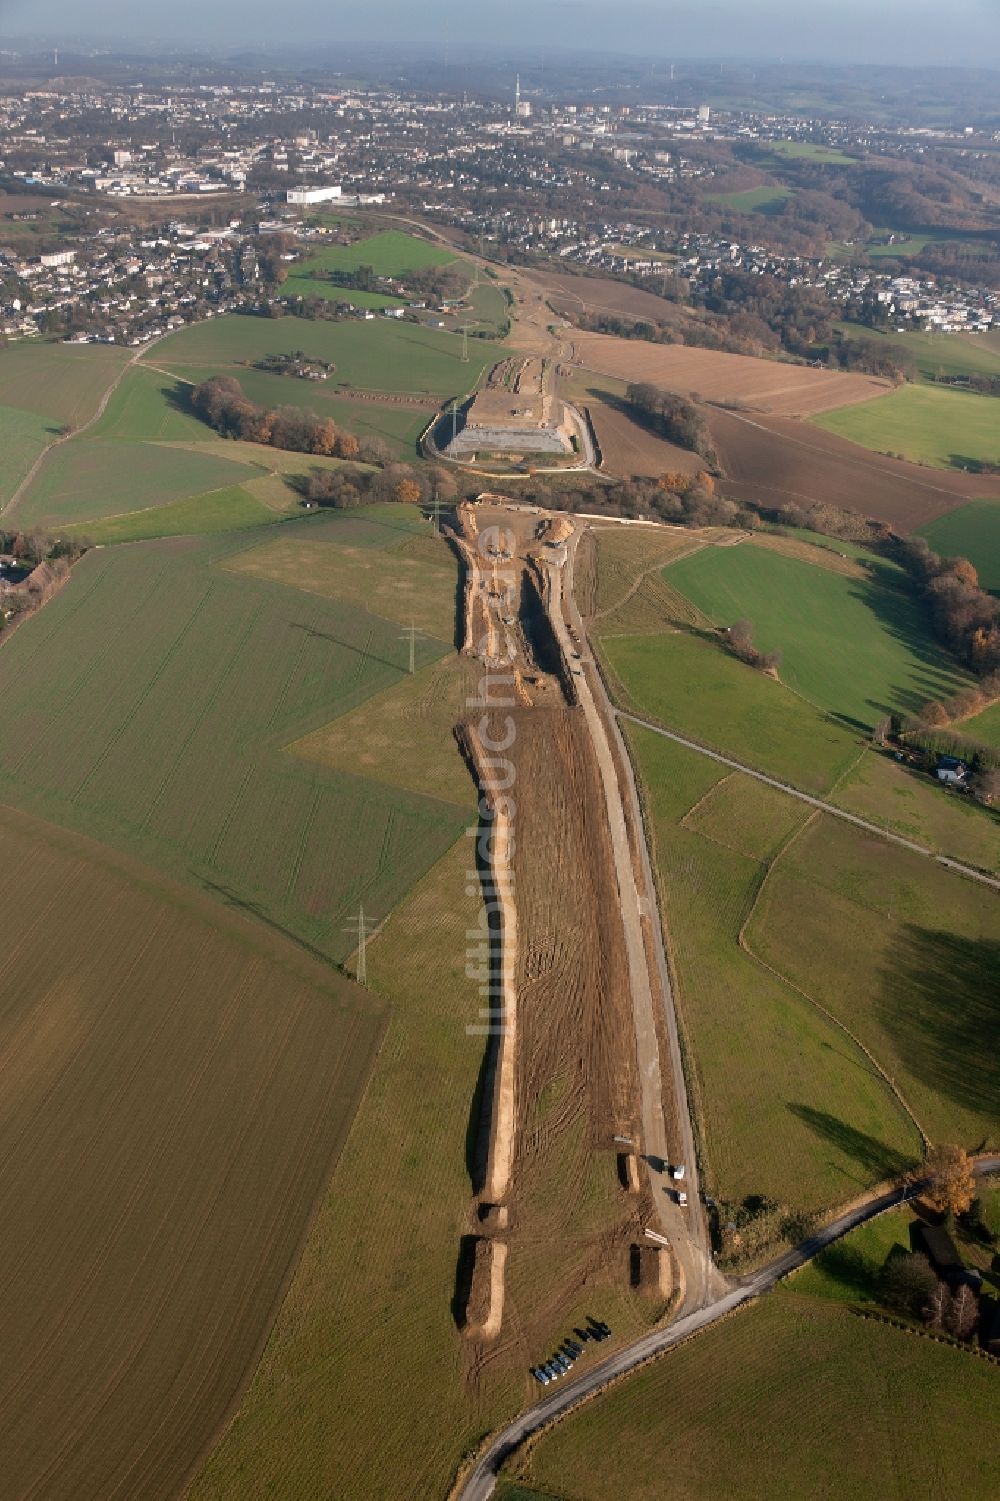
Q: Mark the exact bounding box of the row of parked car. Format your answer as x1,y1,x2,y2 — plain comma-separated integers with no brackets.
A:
531,1318,612,1385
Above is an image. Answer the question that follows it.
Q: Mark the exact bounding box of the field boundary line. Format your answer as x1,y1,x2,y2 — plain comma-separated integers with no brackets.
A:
616,711,1000,894
734,806,931,1149
718,406,981,499
4,327,179,520
588,535,710,624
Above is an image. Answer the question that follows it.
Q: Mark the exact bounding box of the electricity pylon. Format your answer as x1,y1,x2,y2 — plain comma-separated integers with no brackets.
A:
399,621,422,674
344,905,376,987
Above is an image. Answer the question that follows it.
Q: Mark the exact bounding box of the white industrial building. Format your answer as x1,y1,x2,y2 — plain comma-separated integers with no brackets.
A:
286,185,342,205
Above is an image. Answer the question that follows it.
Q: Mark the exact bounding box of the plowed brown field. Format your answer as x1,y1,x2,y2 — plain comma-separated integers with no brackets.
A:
572,333,890,416
587,397,706,478
0,806,382,1501
709,407,997,531
528,270,690,328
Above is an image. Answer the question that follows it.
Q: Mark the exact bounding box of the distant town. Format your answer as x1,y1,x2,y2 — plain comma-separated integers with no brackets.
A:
1,73,998,346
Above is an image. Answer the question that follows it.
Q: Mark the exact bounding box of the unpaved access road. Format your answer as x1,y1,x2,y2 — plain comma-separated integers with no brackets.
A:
549,527,721,1312
454,1159,1000,1501
4,333,172,519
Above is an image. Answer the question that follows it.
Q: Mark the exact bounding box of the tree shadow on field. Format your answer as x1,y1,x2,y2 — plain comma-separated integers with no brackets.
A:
163,379,201,420
877,925,1000,1121
786,1104,916,1181
808,1240,884,1300
845,563,971,719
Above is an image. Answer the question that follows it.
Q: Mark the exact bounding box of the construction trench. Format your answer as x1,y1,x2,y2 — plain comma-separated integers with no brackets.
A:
448,502,682,1355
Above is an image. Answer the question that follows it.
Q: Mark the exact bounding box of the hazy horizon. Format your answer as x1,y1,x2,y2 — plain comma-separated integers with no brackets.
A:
2,0,1000,69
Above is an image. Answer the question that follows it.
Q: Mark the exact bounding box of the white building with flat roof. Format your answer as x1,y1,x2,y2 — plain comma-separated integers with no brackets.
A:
286,185,342,205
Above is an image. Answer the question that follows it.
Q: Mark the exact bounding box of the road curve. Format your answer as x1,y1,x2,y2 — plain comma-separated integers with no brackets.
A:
617,711,1000,894
453,1159,1000,1501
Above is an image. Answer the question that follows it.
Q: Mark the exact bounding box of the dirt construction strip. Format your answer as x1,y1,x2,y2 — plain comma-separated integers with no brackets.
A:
452,1158,1000,1500
617,711,1000,894
559,530,719,1308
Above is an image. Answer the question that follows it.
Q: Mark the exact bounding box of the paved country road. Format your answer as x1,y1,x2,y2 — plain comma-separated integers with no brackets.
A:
454,1159,1000,1501
617,711,1000,894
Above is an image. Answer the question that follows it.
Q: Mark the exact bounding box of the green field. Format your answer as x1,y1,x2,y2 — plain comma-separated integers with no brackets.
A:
14,437,255,527
150,312,500,397
769,138,856,164
835,323,1000,382
288,229,457,278
67,483,279,544
162,364,435,454
600,628,860,793
87,362,216,442
749,813,999,1150
830,749,1000,875
665,543,972,725
919,499,1000,591
510,1293,1000,1501
0,340,130,426
813,383,1000,470
705,184,794,214
0,506,468,962
628,725,921,1217
282,228,458,305
963,698,1000,747
0,402,58,504
11,336,429,531
187,840,523,1501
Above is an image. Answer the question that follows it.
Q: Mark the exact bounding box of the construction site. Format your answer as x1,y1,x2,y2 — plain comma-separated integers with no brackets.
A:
440,357,589,466
445,498,719,1371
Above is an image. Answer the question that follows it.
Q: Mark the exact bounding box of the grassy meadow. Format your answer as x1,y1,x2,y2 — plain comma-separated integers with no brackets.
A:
0,506,468,963
14,435,254,527
601,627,860,793
835,323,1000,383
291,228,457,277
149,310,495,395
748,813,999,1151
813,382,1000,470
0,402,59,504
282,229,457,306
628,725,921,1216
918,499,1000,591
508,1293,1000,1501
705,184,794,214
665,542,972,725
963,698,1000,746
0,339,130,426
69,483,280,544
830,749,1000,874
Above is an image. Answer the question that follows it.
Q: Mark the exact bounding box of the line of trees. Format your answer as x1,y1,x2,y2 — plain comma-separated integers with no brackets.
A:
726,617,782,674
304,461,458,510
896,536,1000,675
190,375,362,460
625,382,718,466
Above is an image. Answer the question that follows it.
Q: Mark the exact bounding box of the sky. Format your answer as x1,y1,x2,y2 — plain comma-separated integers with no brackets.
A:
1,0,999,67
